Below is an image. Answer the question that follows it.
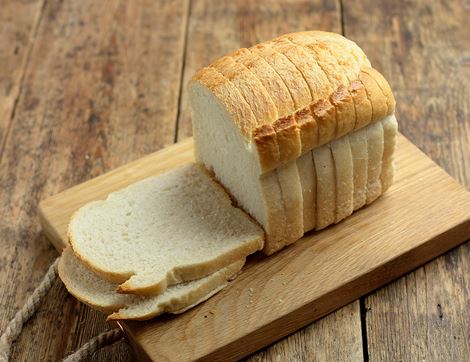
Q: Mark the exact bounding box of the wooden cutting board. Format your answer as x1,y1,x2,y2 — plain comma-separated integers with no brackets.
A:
39,134,470,361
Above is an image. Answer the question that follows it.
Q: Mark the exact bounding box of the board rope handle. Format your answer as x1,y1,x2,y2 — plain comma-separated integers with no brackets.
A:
0,257,124,362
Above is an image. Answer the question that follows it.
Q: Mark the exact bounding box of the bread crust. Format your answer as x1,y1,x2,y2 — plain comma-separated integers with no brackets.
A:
191,66,258,139
211,56,277,124
273,116,301,162
295,108,318,153
269,37,333,103
252,124,280,171
330,85,356,138
359,69,388,122
312,98,337,146
231,48,296,118
349,79,372,130
190,32,395,174
361,67,396,115
249,43,311,110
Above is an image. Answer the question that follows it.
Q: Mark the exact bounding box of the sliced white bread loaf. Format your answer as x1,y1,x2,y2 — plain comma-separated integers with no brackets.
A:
68,163,264,295
190,31,397,254
59,247,244,321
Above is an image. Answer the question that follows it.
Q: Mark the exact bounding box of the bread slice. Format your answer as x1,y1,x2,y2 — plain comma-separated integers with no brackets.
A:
349,127,369,210
68,163,264,295
259,170,288,255
59,247,244,321
365,121,385,204
297,151,316,232
381,114,398,192
274,161,304,249
313,145,336,230
331,136,354,223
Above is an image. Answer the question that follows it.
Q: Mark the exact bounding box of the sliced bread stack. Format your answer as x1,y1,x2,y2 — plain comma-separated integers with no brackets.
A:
189,30,399,254
59,163,264,320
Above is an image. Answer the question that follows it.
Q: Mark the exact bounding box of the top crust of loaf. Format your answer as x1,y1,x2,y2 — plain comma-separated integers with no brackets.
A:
189,31,395,173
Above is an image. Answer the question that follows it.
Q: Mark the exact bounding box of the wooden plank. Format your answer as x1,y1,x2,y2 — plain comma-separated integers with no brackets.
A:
175,1,361,360
246,302,363,361
0,0,44,154
342,0,470,360
0,1,188,361
39,134,470,361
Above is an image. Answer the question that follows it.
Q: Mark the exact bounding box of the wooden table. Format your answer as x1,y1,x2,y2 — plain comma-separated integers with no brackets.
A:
1,1,468,361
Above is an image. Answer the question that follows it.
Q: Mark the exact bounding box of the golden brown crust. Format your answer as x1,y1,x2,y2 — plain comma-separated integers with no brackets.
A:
269,38,333,103
349,79,372,130
273,116,301,162
285,33,349,89
295,108,318,153
252,124,280,171
231,48,296,118
211,56,277,124
298,33,364,139
330,85,356,138
359,69,388,121
361,67,396,115
190,32,395,173
249,43,311,110
312,98,337,146
191,66,258,139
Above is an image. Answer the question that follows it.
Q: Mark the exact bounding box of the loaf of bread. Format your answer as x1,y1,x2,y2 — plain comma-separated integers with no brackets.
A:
189,31,398,254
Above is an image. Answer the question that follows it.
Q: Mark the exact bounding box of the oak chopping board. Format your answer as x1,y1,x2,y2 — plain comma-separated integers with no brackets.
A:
39,134,470,361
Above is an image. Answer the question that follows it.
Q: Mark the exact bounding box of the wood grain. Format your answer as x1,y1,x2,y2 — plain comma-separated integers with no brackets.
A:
2,0,469,360
342,0,470,360
39,134,470,361
0,0,44,154
0,0,188,361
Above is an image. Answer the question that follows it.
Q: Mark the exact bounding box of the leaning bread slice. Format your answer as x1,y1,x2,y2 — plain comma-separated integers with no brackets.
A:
331,136,354,223
59,247,244,321
349,127,369,210
269,161,303,254
365,121,385,204
313,144,336,230
69,163,264,295
381,114,398,192
297,151,316,232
